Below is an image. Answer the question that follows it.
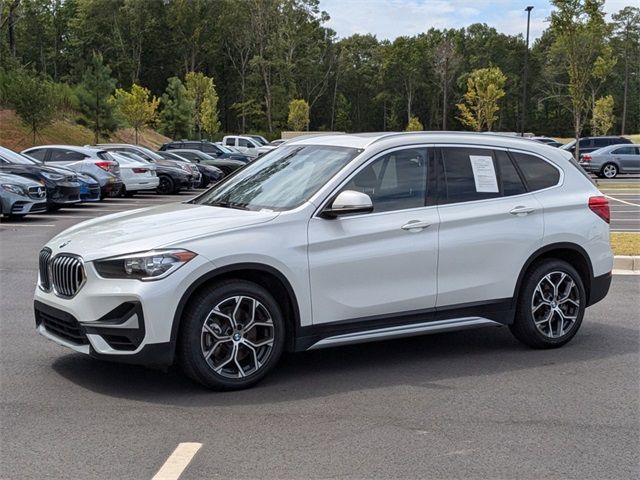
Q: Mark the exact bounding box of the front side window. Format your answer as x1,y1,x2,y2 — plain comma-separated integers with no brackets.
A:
25,149,47,161
342,148,428,213
511,152,560,191
193,145,361,211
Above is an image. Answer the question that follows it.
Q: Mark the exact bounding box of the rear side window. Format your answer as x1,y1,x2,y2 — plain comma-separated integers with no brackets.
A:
49,149,86,161
495,150,527,196
511,152,560,191
440,148,502,204
613,146,636,155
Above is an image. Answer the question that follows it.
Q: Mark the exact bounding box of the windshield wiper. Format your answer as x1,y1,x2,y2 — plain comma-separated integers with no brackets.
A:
208,201,249,210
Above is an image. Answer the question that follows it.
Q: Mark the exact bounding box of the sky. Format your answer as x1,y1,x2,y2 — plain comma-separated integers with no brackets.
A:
319,0,635,41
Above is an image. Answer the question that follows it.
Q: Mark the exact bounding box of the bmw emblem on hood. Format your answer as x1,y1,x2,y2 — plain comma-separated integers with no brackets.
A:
58,240,71,249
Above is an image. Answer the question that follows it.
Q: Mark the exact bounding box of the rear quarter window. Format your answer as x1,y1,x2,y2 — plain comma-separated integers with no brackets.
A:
511,152,560,191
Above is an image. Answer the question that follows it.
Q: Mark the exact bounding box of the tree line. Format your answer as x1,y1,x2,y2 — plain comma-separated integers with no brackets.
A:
0,0,638,143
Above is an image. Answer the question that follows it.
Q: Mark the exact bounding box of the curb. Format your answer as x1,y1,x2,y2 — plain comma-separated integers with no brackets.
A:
613,255,640,275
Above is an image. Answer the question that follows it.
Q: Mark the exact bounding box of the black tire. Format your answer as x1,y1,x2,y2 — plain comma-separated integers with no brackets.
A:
123,188,135,198
510,259,586,349
156,175,174,195
48,204,61,212
178,280,285,390
600,163,618,179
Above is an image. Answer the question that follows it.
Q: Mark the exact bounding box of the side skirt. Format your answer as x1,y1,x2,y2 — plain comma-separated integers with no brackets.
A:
294,298,513,351
306,317,501,350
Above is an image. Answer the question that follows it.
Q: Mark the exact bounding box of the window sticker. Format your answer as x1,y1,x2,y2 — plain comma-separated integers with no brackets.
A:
469,155,499,193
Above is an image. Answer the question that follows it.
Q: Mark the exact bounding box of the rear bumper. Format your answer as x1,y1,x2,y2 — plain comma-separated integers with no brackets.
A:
588,272,612,307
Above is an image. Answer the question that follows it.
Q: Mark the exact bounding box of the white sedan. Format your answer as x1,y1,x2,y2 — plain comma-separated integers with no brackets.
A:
110,152,159,196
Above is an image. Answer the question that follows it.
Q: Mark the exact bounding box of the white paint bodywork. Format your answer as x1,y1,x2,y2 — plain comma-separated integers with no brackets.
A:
34,132,613,356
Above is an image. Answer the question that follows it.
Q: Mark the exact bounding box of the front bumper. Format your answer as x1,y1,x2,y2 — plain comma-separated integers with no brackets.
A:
48,183,81,206
80,184,101,202
2,196,47,215
33,253,214,366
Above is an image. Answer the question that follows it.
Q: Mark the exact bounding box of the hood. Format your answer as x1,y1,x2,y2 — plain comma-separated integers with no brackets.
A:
0,173,42,187
47,202,279,261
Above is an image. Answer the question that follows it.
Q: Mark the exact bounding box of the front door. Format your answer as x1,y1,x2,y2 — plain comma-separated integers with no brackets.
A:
307,146,439,325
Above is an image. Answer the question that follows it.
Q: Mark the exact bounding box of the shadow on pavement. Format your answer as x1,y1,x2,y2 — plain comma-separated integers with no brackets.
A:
51,319,638,406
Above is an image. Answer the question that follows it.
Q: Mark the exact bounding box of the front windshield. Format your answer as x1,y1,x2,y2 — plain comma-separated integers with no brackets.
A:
0,147,40,165
192,145,361,211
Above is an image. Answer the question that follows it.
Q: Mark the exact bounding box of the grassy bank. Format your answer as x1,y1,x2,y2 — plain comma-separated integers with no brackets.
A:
0,109,170,151
611,233,640,256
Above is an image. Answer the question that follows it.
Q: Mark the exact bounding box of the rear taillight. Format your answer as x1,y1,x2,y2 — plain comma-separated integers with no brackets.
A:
589,196,610,224
132,168,147,174
581,154,592,162
95,161,115,171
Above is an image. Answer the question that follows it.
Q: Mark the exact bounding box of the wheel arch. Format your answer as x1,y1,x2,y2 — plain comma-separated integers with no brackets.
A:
512,242,594,311
170,263,301,360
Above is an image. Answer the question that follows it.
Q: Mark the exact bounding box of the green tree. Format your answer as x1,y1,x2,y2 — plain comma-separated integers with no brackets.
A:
160,77,193,139
406,116,423,131
6,70,54,144
550,0,608,157
113,84,159,144
334,93,351,132
592,95,615,135
611,6,640,135
287,98,310,131
75,52,117,143
200,88,221,137
456,67,507,131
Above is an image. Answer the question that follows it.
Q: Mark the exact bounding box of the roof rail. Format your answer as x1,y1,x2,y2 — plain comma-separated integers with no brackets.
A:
364,130,534,148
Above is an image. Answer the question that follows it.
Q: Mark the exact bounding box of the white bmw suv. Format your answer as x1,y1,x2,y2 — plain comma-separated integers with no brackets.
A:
34,132,613,390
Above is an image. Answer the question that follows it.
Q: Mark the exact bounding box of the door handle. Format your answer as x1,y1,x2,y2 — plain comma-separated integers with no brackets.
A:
401,220,431,232
509,206,535,216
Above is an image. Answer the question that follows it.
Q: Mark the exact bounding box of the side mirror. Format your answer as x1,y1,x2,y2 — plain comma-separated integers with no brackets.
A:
322,190,373,218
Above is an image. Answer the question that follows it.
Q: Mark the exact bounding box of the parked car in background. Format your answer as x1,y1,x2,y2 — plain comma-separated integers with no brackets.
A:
531,137,563,148
76,172,101,202
257,139,285,156
579,144,640,178
0,173,47,218
34,132,612,390
245,134,269,146
561,136,632,157
157,151,224,188
159,140,251,163
165,149,245,176
109,153,160,196
0,146,81,210
114,150,197,195
222,135,262,158
23,145,122,199
93,144,161,163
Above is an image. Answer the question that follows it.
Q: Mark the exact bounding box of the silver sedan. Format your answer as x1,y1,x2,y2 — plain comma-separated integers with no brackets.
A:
579,144,640,178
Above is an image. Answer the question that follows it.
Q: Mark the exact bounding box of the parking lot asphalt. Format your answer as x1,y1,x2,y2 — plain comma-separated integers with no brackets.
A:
596,177,640,232
1,189,639,479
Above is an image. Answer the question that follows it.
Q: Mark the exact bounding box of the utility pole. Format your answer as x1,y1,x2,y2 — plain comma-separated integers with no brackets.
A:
521,6,534,137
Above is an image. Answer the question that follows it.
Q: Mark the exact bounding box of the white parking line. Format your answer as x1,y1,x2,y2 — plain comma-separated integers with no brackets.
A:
152,443,202,480
0,223,55,227
606,195,640,207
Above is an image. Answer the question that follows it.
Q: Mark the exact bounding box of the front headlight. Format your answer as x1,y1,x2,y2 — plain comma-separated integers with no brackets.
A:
1,183,26,195
94,249,197,281
42,172,65,181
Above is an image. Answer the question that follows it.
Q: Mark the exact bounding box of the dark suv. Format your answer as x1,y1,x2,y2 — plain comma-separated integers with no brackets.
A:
561,136,632,157
159,140,251,163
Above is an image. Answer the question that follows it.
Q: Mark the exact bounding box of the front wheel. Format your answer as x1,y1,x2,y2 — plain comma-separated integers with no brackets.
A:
178,280,285,390
510,259,586,349
601,163,618,179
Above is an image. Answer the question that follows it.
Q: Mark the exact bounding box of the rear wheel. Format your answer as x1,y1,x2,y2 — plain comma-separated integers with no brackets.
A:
510,259,586,349
178,280,285,390
601,163,618,178
156,175,174,195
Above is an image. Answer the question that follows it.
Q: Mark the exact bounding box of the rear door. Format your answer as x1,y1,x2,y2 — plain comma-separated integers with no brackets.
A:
435,146,545,308
611,146,640,173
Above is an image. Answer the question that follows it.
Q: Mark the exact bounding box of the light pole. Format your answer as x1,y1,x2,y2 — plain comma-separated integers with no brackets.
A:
521,6,534,137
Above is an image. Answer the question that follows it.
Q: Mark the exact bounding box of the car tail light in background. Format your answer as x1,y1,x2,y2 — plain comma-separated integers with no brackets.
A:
581,154,592,162
589,196,610,224
132,168,148,174
95,161,115,171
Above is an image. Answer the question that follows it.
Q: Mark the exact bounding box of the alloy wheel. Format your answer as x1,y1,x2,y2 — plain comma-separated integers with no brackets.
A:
602,164,617,178
200,295,275,379
531,271,580,339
